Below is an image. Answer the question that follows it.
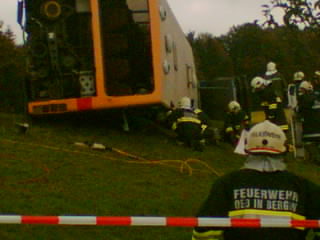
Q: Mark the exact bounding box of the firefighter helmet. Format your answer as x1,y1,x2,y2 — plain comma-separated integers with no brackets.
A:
245,120,287,154
178,96,192,109
293,71,304,81
299,81,313,93
251,77,266,89
313,71,320,81
228,101,241,113
266,62,277,72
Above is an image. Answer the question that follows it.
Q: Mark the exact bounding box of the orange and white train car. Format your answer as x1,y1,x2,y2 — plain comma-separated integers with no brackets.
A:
19,0,199,115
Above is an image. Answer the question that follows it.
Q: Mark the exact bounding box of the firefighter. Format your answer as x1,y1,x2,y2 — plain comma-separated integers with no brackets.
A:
297,81,320,163
264,61,288,102
251,76,288,131
223,100,250,146
311,71,320,100
287,71,305,110
192,120,320,240
287,72,306,154
167,96,211,151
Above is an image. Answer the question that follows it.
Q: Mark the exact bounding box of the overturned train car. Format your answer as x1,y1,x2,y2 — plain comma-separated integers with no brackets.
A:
18,0,199,115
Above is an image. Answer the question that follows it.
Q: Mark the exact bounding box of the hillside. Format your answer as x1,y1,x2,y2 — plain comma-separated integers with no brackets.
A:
0,112,320,239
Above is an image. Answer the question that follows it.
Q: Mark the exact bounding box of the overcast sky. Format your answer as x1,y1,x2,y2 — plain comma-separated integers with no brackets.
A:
1,0,278,44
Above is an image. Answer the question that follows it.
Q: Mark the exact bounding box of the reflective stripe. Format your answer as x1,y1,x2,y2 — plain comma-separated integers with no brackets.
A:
229,209,305,230
177,117,201,125
172,122,177,130
201,124,208,134
261,101,269,106
235,125,241,130
280,125,289,130
194,109,203,114
247,147,283,154
172,116,201,130
229,209,305,219
192,229,223,240
268,103,278,109
225,127,233,133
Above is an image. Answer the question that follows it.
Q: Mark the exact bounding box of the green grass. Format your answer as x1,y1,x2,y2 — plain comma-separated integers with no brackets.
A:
0,112,320,239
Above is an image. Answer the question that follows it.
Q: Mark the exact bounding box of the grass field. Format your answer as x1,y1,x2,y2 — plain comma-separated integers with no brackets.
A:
1,112,320,239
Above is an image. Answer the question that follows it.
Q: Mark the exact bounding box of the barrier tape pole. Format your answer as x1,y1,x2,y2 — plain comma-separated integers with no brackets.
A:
0,216,319,228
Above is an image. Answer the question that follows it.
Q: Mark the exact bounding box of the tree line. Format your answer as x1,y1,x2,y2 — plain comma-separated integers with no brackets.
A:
0,21,26,113
188,23,320,85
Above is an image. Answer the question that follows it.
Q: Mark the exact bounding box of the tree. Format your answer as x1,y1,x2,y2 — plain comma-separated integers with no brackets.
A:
188,32,233,81
263,0,320,29
0,21,26,113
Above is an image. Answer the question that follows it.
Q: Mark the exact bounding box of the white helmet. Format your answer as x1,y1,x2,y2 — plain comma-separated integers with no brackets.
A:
245,120,287,154
266,62,277,72
293,71,304,81
299,81,313,93
251,77,266,89
178,96,192,109
313,71,320,80
228,101,241,113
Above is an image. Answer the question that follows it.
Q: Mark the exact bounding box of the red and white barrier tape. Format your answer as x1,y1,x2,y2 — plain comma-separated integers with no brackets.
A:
0,216,319,228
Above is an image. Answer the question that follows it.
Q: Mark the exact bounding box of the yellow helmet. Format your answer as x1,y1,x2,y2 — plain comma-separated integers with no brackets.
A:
228,101,241,113
293,71,304,81
245,120,287,154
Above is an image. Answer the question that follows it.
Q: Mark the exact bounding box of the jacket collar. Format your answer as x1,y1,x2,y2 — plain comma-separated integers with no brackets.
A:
242,155,287,172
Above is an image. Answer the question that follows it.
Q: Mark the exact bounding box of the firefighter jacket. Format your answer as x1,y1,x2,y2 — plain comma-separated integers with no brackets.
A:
223,111,250,145
167,108,209,131
298,92,320,140
287,81,303,110
192,159,320,240
253,85,288,131
313,84,320,101
264,72,287,101
223,110,250,134
166,107,210,143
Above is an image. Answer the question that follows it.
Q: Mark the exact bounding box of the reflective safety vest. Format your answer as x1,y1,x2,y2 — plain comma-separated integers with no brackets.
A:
224,111,249,134
171,108,207,133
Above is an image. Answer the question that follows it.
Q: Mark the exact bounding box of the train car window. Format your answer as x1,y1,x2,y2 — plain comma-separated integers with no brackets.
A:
186,65,195,88
163,60,171,74
159,6,167,21
173,42,179,71
99,0,154,96
24,0,95,100
165,34,173,53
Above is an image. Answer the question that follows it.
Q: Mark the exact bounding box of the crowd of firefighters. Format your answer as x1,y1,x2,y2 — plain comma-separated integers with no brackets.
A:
166,61,320,161
164,62,320,239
